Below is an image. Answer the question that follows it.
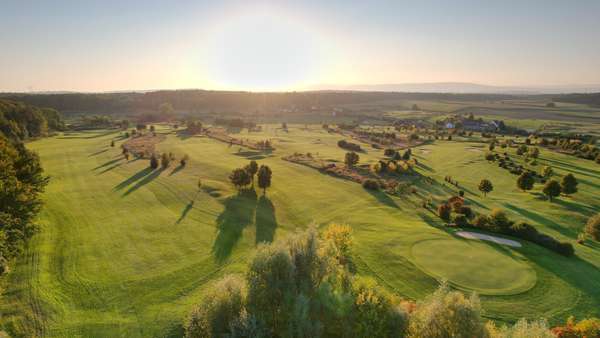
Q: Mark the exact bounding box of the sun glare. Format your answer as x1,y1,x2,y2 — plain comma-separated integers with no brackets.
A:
201,11,326,91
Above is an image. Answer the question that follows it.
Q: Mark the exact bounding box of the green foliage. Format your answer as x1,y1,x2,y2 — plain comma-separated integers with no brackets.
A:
516,172,535,192
353,283,408,337
244,160,258,182
345,151,359,167
0,135,48,274
0,99,64,141
478,179,493,196
541,166,553,178
185,275,246,338
229,168,252,190
408,282,488,338
586,213,600,241
487,319,554,338
560,173,578,195
543,180,561,201
257,165,272,194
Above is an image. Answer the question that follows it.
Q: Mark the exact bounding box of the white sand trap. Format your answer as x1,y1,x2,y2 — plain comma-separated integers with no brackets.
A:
456,231,522,247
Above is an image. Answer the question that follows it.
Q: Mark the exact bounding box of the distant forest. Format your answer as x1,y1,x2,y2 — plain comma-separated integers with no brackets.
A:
0,91,519,116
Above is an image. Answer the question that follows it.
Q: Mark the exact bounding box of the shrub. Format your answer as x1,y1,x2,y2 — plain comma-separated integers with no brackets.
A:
438,203,452,221
585,213,600,241
353,284,409,337
408,282,488,338
509,222,538,240
453,214,469,227
488,319,554,338
338,139,362,152
362,179,379,190
185,275,246,338
322,223,353,264
472,215,489,228
485,152,495,161
489,209,511,231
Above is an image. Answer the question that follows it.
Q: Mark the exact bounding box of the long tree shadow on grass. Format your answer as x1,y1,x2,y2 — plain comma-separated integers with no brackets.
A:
114,167,154,191
212,189,257,262
122,168,163,196
504,202,577,239
366,189,401,209
255,195,277,244
93,157,123,170
176,200,194,224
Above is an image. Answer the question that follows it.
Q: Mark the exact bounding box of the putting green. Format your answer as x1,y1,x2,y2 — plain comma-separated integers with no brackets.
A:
411,238,537,295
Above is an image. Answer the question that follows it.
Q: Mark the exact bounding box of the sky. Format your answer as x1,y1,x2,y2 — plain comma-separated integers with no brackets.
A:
1,0,600,92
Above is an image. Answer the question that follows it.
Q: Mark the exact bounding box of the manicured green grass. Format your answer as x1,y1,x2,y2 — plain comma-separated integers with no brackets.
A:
1,124,599,337
410,238,536,295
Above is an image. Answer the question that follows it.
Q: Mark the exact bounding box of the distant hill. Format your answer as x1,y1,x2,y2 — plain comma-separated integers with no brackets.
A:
311,82,600,94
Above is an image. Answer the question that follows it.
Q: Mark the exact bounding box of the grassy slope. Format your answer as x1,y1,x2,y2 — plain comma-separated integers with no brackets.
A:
1,125,599,336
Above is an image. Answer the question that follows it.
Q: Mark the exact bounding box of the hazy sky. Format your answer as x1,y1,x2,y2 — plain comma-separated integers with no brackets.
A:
1,0,600,92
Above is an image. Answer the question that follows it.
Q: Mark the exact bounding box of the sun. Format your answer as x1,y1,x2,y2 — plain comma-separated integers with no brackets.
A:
200,11,326,91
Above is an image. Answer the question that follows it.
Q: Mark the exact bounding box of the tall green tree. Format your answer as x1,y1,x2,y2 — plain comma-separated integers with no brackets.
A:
229,168,251,190
543,180,561,201
257,165,272,194
516,172,535,192
560,173,578,196
245,160,258,184
478,179,493,197
0,136,48,274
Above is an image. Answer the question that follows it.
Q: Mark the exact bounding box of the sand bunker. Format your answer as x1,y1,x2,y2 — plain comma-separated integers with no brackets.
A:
456,231,522,247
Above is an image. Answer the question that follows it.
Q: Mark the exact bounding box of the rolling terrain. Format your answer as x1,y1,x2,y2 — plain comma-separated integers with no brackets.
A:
1,123,599,337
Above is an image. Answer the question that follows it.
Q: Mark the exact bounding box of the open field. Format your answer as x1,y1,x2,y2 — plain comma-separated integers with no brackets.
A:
1,122,600,337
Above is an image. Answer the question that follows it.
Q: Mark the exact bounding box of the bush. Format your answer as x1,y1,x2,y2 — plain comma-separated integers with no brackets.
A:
353,284,409,337
362,179,380,190
585,213,600,241
472,215,489,229
408,282,488,338
338,139,362,152
453,214,469,227
488,319,554,338
489,208,511,231
185,275,246,338
508,222,538,240
438,203,452,221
